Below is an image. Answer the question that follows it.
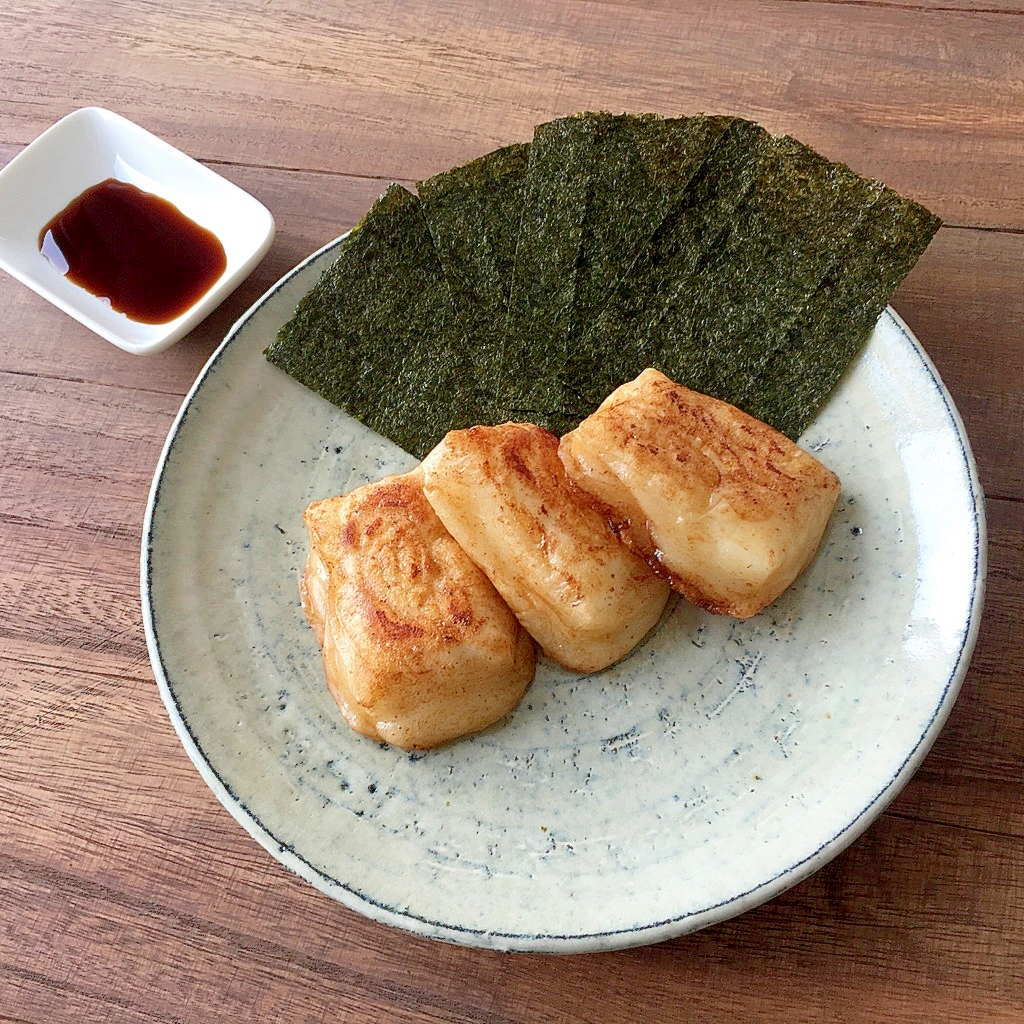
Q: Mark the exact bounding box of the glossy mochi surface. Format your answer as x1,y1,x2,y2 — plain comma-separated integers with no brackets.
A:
301,469,536,750
560,369,842,618
422,422,671,672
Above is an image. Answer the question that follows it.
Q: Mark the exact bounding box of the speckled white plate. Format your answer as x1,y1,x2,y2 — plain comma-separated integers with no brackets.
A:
142,236,985,953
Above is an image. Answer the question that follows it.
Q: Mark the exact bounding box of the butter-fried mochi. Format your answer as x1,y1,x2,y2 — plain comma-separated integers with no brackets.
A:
300,468,536,749
558,369,841,619
421,422,671,672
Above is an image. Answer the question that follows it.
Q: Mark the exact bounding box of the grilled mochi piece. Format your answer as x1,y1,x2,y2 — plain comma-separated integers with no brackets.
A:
300,468,536,750
558,369,841,619
421,422,671,673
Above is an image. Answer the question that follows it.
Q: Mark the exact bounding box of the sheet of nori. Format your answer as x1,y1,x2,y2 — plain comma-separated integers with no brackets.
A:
416,142,530,336
501,117,770,431
499,111,732,428
264,183,480,459
737,186,942,437
533,119,904,435
500,113,603,394
569,112,733,332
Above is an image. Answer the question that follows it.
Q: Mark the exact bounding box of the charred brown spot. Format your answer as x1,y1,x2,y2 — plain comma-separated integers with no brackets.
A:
504,446,534,483
449,603,474,628
371,606,425,641
373,479,420,509
439,601,476,644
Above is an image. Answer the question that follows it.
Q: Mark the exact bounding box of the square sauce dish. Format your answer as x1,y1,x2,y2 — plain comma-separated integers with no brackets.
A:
0,106,275,354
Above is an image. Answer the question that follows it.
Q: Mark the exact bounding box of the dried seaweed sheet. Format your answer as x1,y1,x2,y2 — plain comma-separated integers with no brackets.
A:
503,117,772,431
500,114,601,391
417,142,530,335
514,119,914,436
737,188,941,437
570,112,733,330
264,183,481,458
500,112,731,409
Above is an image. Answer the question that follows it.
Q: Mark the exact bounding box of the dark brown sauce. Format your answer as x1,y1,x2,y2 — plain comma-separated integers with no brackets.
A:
39,178,227,324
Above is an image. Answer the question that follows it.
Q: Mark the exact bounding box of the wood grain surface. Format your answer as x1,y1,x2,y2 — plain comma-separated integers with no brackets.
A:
1,1,1022,1021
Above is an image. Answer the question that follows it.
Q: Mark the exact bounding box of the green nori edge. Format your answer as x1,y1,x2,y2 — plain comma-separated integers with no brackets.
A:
505,119,930,437
266,114,942,457
738,187,941,437
417,142,530,334
264,183,480,459
499,111,732,427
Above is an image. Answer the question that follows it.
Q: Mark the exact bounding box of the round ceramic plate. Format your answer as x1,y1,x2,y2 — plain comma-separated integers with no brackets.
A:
142,237,985,953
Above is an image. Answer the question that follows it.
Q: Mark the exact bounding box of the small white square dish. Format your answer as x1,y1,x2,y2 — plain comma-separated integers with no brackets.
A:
0,106,275,354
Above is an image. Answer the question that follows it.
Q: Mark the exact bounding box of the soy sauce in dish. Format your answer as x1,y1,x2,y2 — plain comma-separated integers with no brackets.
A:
39,178,227,324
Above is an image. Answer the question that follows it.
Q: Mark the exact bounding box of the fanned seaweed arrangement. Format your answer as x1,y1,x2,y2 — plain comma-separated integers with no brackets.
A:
547,121,898,433
265,112,941,457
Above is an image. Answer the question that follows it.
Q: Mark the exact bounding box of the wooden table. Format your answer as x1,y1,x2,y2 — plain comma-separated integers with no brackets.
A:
2,2,1021,1020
